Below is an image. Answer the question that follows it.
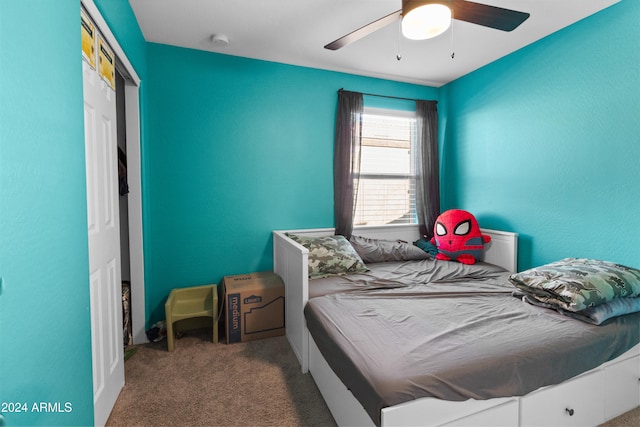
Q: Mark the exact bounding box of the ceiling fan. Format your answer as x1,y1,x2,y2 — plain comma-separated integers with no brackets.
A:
324,0,530,50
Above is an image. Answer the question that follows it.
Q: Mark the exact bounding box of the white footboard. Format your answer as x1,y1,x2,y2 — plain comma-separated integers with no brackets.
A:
273,228,339,372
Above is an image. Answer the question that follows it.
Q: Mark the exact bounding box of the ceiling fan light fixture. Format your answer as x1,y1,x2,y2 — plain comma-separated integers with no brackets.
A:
402,2,451,40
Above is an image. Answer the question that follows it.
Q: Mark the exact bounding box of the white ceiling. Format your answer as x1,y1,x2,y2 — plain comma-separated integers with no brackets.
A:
129,0,619,87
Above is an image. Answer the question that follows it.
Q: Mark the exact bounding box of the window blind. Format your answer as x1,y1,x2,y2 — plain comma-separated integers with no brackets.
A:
354,110,417,226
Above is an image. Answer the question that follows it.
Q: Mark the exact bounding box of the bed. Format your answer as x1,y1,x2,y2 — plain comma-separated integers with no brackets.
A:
273,225,640,427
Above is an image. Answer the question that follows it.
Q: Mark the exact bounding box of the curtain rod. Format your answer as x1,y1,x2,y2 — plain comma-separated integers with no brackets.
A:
338,88,437,104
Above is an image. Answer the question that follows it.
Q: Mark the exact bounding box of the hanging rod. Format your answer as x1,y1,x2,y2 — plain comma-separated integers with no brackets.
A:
338,88,437,103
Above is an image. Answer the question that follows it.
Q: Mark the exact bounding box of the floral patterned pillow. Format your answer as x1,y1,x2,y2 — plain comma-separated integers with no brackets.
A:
286,234,369,279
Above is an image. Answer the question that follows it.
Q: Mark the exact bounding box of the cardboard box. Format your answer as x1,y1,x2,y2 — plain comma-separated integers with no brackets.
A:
223,271,285,344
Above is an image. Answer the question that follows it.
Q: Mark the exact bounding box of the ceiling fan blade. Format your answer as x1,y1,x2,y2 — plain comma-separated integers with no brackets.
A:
324,9,401,50
451,0,530,32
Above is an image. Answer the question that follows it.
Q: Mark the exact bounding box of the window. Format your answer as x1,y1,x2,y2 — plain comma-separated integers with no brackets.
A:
354,108,417,226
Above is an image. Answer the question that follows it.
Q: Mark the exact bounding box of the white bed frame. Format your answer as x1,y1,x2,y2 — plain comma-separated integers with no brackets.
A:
273,225,640,427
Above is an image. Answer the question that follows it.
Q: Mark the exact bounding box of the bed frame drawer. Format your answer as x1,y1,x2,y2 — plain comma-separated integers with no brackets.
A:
604,354,640,420
438,399,518,427
520,369,604,427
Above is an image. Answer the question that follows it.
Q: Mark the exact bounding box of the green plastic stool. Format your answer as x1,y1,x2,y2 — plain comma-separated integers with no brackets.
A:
165,284,218,351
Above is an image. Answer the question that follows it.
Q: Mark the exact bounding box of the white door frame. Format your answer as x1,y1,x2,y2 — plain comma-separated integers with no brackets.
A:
81,0,146,345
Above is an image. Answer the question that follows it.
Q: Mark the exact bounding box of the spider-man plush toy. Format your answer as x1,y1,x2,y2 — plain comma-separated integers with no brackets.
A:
430,209,491,265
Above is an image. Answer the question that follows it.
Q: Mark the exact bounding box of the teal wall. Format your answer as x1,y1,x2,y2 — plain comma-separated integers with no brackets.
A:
0,1,93,425
93,0,148,76
442,0,639,270
0,0,146,425
143,43,439,323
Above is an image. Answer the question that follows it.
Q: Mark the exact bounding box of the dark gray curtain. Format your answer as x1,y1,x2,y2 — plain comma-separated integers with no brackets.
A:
415,100,440,239
334,90,363,239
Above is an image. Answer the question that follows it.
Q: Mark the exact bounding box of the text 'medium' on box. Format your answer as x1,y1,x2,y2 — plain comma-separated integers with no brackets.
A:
223,271,285,344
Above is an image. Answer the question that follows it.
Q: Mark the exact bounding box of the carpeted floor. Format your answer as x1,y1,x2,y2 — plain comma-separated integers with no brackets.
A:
106,330,336,426
601,406,640,427
107,329,638,427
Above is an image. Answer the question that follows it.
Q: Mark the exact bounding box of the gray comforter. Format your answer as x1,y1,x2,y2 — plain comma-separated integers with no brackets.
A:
304,260,640,425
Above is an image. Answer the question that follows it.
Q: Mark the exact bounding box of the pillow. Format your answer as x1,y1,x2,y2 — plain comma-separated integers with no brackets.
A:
517,292,640,325
350,235,430,264
286,234,369,279
509,258,640,312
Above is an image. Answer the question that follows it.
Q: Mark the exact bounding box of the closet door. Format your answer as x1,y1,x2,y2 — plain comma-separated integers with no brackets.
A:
82,9,124,426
